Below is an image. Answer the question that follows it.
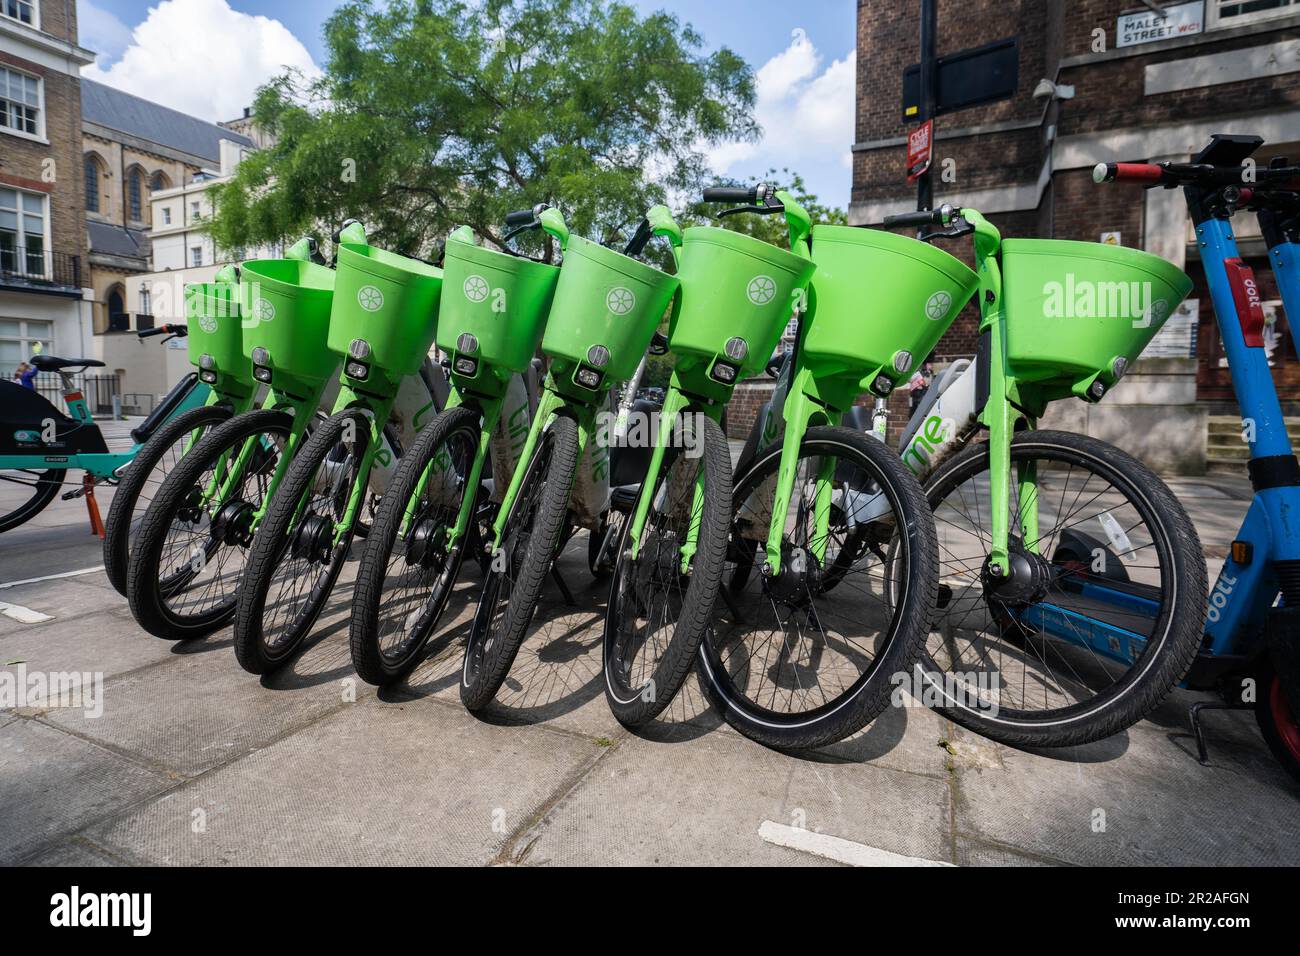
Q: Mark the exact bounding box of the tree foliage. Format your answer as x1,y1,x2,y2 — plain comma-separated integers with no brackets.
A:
209,0,761,258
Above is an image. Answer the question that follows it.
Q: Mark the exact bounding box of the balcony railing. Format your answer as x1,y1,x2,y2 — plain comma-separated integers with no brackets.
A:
0,245,83,291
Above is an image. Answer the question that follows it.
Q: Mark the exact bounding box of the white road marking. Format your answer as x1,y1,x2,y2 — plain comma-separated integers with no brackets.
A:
758,821,954,867
0,566,102,591
0,602,53,624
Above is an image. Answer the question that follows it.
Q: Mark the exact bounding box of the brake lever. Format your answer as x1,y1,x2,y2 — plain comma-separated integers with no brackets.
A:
717,201,785,219
917,220,974,244
648,332,670,356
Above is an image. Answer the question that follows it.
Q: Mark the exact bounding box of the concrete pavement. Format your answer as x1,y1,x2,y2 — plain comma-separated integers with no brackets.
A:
1,451,1297,866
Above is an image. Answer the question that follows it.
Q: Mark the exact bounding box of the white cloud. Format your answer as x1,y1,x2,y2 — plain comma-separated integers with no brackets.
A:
710,29,857,178
77,0,134,68
83,0,319,123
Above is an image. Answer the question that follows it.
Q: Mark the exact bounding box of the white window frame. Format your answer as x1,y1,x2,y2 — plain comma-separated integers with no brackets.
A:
0,184,50,279
0,0,39,31
0,317,54,378
0,64,46,143
161,206,172,226
1208,0,1300,29
190,245,204,268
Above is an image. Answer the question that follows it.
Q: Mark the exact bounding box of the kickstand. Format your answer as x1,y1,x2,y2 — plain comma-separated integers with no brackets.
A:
83,475,105,539
1189,699,1252,766
549,563,577,607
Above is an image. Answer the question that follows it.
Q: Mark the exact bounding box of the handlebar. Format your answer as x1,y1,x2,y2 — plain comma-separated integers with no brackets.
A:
138,324,186,340
1092,163,1165,185
504,208,537,227
703,187,758,204
1093,160,1300,190
883,204,959,229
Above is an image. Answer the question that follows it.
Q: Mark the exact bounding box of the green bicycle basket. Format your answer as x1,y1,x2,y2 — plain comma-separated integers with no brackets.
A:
804,225,977,384
669,226,815,380
1001,239,1193,395
542,235,680,383
438,232,560,373
185,281,244,379
329,243,443,377
239,258,338,390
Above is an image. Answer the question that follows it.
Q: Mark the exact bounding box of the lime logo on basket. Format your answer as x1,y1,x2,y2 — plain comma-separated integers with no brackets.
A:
606,287,636,315
747,275,777,306
925,291,952,321
198,313,219,334
357,285,385,312
463,275,490,303
252,298,276,323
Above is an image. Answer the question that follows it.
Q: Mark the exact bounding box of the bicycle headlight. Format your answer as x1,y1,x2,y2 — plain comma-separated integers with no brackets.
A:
710,361,738,384
199,369,218,384
1089,380,1107,400
453,356,479,377
346,361,370,381
575,366,603,390
253,366,273,384
871,374,894,397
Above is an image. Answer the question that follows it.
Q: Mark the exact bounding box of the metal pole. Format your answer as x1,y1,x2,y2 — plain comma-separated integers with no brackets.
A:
917,0,937,212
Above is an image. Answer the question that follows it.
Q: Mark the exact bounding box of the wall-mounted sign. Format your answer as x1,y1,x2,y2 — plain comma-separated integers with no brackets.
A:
907,120,934,183
1101,231,1122,245
1117,1,1204,49
902,37,1020,121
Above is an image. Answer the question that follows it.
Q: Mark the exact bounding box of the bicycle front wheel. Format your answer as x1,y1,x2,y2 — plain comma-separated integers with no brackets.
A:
0,467,66,535
103,403,232,595
233,408,369,674
461,415,580,712
921,430,1206,747
701,426,939,750
603,411,731,727
350,405,480,686
127,408,291,640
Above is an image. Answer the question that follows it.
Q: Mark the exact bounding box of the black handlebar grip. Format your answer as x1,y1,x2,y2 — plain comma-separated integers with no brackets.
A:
137,325,169,339
505,208,536,227
883,210,941,228
703,187,756,203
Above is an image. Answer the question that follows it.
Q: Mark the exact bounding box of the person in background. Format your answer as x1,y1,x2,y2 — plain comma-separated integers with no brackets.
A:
15,362,37,389
908,360,934,413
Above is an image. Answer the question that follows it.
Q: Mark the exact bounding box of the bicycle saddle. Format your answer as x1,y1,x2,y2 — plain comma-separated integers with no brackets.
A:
30,355,106,371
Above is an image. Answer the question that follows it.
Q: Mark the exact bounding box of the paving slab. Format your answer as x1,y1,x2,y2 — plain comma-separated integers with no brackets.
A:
0,607,179,692
22,838,131,867
85,697,603,866
516,729,952,866
951,714,1300,866
44,641,355,776
0,719,170,865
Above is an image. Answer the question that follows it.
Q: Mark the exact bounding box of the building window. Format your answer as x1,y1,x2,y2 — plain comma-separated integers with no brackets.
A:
191,201,202,220
0,187,46,279
191,246,204,267
150,170,170,191
127,169,145,222
0,318,53,381
1211,0,1299,26
139,286,152,315
0,1,35,27
161,207,172,225
84,155,102,213
0,66,40,138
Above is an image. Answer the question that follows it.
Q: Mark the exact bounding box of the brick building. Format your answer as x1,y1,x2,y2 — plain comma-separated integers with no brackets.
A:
851,0,1300,468
0,0,95,378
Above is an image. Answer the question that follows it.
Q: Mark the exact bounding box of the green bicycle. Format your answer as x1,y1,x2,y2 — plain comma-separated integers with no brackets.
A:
228,228,444,673
127,232,350,640
703,185,961,750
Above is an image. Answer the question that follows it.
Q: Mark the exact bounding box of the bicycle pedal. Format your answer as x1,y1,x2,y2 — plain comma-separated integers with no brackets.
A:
60,489,86,501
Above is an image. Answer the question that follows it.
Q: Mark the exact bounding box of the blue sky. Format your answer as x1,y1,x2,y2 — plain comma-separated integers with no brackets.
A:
81,0,857,207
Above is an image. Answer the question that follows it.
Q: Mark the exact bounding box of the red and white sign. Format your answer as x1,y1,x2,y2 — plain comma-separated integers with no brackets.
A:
907,120,934,183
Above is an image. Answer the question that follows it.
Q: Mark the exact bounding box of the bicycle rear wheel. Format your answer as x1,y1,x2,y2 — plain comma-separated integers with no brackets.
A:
103,404,232,595
461,415,580,712
233,408,369,674
701,426,938,750
920,430,1206,747
603,412,731,727
127,408,291,640
0,468,66,535
349,405,480,685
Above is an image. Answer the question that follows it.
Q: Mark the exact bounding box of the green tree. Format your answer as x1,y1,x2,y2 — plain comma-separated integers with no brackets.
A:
209,0,758,258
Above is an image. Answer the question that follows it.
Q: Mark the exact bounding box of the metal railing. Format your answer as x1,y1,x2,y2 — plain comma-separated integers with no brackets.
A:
0,245,83,290
32,372,122,417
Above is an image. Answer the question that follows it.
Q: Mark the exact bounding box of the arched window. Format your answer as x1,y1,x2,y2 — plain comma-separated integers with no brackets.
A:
150,170,171,192
128,168,145,222
84,155,101,213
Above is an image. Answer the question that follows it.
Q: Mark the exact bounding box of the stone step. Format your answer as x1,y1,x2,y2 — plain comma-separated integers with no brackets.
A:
1205,444,1251,460
1206,459,1248,476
